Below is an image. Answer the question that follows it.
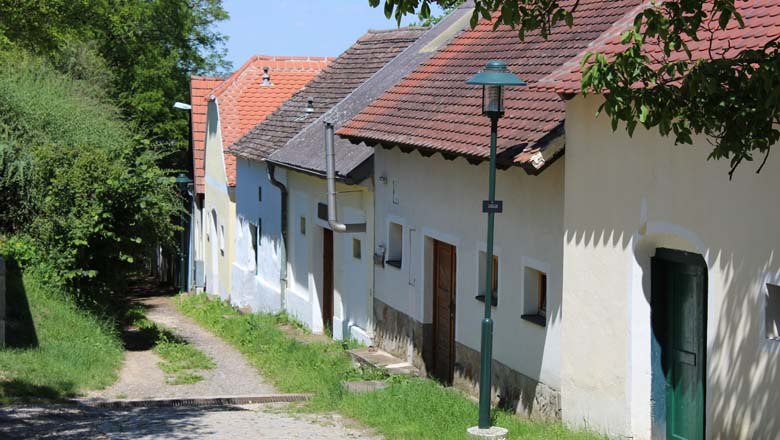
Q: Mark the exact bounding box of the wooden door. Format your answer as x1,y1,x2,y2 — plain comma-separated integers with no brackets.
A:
652,250,706,440
433,240,456,384
322,228,334,334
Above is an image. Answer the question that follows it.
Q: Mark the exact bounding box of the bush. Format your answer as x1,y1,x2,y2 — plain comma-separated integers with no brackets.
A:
0,50,180,299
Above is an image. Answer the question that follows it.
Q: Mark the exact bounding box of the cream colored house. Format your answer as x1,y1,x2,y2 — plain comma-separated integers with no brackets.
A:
201,56,327,299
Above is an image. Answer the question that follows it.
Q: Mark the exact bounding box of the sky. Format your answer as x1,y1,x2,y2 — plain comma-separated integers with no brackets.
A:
217,0,438,70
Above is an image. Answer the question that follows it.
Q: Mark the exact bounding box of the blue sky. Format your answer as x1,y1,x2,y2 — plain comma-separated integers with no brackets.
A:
217,0,437,69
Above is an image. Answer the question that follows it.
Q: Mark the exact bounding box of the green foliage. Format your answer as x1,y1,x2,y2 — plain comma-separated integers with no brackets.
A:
0,261,123,403
0,0,230,161
373,0,778,177
177,293,604,440
0,52,180,296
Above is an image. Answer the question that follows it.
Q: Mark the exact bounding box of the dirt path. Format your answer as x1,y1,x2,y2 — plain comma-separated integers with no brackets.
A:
84,293,275,401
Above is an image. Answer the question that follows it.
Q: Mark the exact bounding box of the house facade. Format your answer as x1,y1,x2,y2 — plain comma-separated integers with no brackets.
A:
532,2,780,438
228,25,454,339
200,56,327,300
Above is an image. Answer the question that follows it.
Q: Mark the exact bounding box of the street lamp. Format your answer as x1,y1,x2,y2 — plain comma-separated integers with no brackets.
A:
175,173,193,292
466,60,525,438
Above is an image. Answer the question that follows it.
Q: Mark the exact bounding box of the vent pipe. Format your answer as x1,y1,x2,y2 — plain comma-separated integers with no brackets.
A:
305,97,314,115
262,67,271,86
325,122,347,233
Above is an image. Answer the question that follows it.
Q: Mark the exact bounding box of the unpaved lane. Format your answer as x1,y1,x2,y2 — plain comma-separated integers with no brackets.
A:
85,294,274,401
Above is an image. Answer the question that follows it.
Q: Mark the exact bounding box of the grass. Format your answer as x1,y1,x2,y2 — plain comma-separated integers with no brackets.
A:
0,264,123,403
177,293,605,440
126,303,215,385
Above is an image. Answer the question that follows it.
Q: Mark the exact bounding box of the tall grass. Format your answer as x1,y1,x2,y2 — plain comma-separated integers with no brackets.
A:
178,293,605,440
0,265,123,403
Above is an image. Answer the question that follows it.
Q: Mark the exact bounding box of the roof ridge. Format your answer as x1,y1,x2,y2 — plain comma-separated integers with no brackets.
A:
209,55,331,98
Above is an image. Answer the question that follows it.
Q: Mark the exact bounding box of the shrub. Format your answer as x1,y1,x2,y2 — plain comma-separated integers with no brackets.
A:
0,50,181,300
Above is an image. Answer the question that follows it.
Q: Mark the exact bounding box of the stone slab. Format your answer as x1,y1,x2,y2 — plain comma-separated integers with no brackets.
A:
467,426,509,439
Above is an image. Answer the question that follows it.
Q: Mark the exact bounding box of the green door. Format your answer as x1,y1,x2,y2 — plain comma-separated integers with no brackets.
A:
652,249,706,440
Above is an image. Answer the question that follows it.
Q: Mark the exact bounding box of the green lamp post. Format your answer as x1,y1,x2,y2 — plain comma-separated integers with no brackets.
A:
175,173,193,292
466,60,525,436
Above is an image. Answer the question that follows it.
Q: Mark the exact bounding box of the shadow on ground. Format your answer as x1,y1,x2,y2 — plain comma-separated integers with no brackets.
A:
4,258,38,349
0,404,248,440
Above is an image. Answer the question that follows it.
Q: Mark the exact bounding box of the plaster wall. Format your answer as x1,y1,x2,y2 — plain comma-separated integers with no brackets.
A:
203,99,235,300
561,94,780,439
372,146,564,395
231,158,286,313
285,170,374,345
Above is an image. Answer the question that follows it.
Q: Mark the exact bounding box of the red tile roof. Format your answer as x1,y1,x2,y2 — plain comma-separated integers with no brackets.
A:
537,0,780,94
191,75,224,195
338,1,644,170
209,56,330,186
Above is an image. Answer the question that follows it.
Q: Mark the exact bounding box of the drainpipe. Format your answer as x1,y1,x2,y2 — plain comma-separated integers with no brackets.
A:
268,162,288,309
325,122,347,233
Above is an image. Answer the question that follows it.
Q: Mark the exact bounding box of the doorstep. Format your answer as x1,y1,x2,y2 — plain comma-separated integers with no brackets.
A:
348,347,421,377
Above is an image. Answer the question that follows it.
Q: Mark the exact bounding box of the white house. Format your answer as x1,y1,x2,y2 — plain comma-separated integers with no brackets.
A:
263,9,471,341
229,23,463,339
336,1,644,419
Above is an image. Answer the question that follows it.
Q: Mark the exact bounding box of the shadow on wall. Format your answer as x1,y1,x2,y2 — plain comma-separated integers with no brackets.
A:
4,258,38,349
566,226,779,439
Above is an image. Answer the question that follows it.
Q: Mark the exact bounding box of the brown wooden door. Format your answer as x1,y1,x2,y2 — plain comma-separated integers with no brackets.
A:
322,228,334,334
433,240,456,384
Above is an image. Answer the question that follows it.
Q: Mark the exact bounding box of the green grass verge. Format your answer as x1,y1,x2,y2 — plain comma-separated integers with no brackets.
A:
177,293,605,440
0,265,123,403
127,304,215,385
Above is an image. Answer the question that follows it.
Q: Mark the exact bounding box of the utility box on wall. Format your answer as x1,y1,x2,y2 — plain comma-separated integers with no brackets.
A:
0,256,5,348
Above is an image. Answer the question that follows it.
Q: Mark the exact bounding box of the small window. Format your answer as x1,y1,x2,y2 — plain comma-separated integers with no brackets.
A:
299,216,306,235
477,252,498,306
258,186,262,202
386,222,402,268
522,267,547,327
258,218,262,243
249,223,258,274
353,238,361,260
219,225,225,255
767,283,780,341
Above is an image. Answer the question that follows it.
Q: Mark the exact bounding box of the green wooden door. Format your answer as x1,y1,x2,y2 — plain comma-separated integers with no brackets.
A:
652,250,706,440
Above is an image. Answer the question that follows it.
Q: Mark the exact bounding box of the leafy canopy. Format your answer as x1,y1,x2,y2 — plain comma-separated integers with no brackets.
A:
0,0,230,166
373,0,779,178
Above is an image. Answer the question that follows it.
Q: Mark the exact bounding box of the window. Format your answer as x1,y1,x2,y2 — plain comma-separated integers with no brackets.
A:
477,252,498,306
767,283,780,341
522,267,547,327
353,238,361,260
386,222,403,268
258,186,262,202
299,216,306,235
219,224,225,256
249,222,258,274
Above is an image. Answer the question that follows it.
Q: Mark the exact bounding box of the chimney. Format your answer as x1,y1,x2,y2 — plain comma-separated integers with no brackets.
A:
305,97,314,116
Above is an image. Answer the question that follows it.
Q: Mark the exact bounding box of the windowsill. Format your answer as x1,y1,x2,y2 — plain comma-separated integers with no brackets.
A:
386,259,402,269
521,314,546,327
475,294,497,307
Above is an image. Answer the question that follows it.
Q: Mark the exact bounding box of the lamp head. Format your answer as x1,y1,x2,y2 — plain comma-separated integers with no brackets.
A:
466,60,525,117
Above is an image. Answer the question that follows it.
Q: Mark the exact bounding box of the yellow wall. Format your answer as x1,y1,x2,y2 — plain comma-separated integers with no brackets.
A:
561,94,780,439
203,100,236,300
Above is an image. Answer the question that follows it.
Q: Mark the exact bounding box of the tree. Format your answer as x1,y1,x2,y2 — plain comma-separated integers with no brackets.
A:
373,0,779,178
0,51,180,298
0,0,230,167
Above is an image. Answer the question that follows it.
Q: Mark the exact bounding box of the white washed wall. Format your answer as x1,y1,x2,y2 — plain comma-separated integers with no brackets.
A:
373,146,564,391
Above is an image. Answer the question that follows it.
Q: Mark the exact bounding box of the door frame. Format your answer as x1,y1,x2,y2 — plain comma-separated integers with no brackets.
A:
651,247,708,440
432,239,456,384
